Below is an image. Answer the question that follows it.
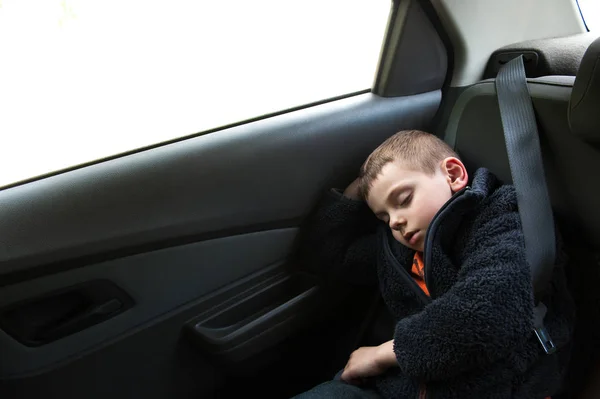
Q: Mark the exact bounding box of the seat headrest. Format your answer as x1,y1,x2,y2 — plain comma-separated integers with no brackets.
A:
569,36,600,143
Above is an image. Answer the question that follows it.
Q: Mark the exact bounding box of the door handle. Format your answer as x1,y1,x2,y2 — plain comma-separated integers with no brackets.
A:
38,298,124,341
0,280,134,346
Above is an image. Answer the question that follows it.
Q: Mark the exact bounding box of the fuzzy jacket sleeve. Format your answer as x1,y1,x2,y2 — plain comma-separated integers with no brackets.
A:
299,189,378,286
392,200,534,381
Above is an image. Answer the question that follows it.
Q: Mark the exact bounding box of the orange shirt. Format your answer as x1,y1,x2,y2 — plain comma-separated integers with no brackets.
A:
411,252,430,296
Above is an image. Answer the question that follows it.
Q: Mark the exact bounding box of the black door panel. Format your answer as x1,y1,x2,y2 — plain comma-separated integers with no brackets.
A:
0,228,297,378
1,272,363,399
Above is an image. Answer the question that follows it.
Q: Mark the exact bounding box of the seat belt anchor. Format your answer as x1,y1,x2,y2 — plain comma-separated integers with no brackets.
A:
533,302,557,355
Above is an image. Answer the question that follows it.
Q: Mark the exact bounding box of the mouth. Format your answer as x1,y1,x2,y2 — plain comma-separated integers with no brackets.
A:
403,230,420,245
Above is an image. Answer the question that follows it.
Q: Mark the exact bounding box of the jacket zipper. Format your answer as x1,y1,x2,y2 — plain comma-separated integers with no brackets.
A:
418,186,469,399
423,186,470,298
382,237,430,399
382,233,431,304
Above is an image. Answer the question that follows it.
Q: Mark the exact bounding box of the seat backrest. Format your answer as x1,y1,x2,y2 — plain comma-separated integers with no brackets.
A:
444,36,600,398
445,50,600,249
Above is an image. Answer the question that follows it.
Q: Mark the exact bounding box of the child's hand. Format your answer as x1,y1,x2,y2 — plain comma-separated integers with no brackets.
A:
343,178,362,200
340,343,395,384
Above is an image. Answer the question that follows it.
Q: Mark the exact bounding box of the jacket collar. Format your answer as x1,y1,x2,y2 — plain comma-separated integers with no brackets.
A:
426,168,499,248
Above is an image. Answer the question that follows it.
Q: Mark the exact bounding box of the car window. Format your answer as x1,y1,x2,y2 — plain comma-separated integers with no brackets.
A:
578,0,599,30
0,0,390,188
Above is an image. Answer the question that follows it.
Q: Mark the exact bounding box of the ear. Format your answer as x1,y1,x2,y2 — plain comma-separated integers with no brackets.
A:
441,157,468,193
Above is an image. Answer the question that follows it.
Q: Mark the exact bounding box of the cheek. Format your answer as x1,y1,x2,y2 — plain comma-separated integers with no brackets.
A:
418,195,449,226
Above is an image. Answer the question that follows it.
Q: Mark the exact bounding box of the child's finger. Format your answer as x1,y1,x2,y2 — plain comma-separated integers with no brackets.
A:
341,367,364,385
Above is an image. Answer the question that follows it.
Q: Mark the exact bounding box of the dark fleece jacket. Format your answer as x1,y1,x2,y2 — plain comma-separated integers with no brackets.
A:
302,168,575,399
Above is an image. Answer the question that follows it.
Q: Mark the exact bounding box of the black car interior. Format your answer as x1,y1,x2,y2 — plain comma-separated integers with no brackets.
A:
0,1,598,398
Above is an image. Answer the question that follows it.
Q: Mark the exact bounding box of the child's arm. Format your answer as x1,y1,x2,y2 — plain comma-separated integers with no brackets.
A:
299,179,379,285
390,200,534,381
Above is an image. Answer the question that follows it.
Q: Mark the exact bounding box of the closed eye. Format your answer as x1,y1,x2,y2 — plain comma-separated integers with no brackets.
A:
400,193,412,207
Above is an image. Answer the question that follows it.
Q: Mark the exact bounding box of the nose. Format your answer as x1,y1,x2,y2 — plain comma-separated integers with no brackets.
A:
389,212,406,231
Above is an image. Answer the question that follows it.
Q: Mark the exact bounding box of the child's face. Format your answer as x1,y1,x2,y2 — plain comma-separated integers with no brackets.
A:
365,157,468,252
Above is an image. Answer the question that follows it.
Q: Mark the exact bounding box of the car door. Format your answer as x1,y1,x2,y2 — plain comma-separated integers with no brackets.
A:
0,1,448,398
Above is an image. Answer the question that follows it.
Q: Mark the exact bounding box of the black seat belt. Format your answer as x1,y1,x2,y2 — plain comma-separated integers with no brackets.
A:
495,55,557,354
